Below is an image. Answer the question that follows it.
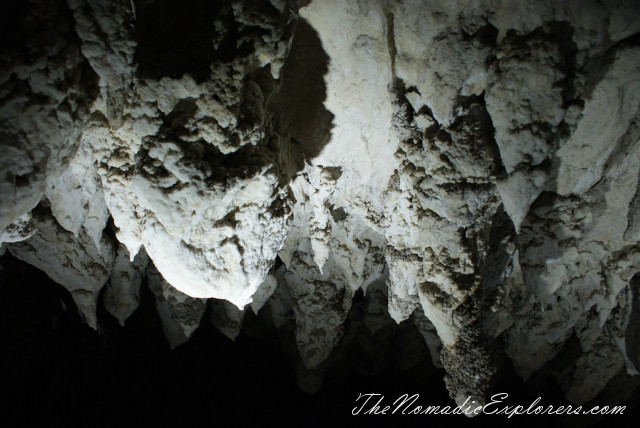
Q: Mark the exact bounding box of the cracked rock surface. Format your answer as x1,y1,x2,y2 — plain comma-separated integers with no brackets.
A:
1,0,640,413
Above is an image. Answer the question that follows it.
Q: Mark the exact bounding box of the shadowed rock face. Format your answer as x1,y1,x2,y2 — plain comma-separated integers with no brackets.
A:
627,274,640,371
1,0,640,415
0,0,99,231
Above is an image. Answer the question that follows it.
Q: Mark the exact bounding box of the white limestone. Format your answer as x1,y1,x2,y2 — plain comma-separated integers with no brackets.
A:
1,0,639,409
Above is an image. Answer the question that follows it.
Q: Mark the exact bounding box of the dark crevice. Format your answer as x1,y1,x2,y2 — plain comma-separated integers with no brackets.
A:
453,93,507,180
133,0,225,82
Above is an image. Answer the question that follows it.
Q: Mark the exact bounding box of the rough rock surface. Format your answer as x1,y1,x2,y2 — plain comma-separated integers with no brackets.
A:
103,244,150,326
68,0,299,307
0,0,98,231
1,0,640,412
210,298,245,341
146,263,206,349
6,203,115,329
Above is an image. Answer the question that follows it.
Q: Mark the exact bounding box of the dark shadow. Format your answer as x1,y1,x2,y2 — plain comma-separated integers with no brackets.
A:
6,249,631,426
0,253,441,425
269,18,334,180
0,0,99,231
135,15,332,189
133,0,225,82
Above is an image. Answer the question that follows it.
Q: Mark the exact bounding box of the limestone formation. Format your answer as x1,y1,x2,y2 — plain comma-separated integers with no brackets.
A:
1,0,640,413
146,262,206,349
103,244,150,326
6,202,115,329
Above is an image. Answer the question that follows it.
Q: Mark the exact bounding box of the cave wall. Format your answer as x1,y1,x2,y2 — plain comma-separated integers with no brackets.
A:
1,0,640,411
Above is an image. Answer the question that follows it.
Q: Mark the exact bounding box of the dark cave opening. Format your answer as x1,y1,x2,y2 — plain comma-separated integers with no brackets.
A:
133,0,225,82
0,253,637,426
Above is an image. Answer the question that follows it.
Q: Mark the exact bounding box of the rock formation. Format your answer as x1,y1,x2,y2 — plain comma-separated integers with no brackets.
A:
1,0,640,414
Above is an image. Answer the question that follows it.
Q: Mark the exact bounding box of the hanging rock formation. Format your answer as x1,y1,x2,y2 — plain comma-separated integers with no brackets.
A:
1,0,640,413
